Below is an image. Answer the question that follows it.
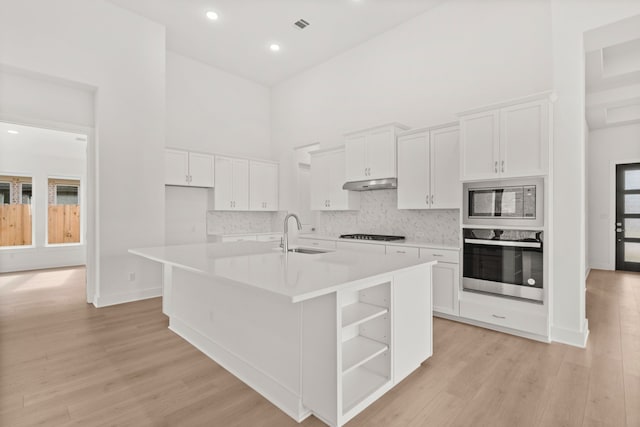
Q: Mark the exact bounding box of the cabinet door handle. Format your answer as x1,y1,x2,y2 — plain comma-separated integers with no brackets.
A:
492,314,506,319
186,175,189,183
431,195,434,204
494,161,498,173
501,160,505,173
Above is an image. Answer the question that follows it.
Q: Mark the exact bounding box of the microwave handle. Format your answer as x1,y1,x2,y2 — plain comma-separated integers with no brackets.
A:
464,238,542,249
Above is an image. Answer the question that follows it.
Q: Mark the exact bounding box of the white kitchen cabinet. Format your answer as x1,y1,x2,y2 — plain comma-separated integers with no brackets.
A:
344,123,409,182
249,160,279,211
221,235,257,243
298,237,337,249
459,292,548,337
214,156,249,210
419,247,460,317
459,93,552,181
165,149,214,188
397,124,460,210
337,241,386,254
385,245,419,257
310,148,360,211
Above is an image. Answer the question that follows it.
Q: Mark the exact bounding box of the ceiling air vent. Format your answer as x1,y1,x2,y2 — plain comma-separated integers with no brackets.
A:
294,19,310,29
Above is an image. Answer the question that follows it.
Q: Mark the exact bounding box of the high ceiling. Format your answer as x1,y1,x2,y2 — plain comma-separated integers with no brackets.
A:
585,14,640,130
106,0,445,86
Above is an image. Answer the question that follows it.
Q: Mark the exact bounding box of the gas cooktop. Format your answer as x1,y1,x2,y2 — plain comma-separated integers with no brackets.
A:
339,234,405,241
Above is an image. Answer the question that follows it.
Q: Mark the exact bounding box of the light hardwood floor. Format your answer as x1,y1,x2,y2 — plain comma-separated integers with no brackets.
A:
1,267,639,426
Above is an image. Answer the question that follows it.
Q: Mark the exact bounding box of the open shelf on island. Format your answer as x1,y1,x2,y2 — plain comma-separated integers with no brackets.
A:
342,335,388,374
342,365,390,415
342,302,388,329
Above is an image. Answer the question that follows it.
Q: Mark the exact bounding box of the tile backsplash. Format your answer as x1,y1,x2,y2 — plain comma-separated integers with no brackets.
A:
315,190,460,246
207,211,277,234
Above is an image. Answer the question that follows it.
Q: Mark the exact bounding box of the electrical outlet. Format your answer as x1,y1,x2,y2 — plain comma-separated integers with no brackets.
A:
128,272,136,282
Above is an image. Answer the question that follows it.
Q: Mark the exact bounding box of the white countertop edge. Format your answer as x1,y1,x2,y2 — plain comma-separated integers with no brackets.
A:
298,234,460,251
290,260,437,303
129,246,437,304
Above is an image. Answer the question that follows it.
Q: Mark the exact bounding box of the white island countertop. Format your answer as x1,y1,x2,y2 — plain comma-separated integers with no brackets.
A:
130,241,435,303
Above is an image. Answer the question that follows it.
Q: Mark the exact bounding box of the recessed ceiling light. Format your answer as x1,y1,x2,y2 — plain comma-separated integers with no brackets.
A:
7,130,18,134
206,11,219,20
269,44,281,52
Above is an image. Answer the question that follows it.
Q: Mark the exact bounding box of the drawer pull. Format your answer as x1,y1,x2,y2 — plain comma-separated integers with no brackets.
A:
492,314,506,319
312,242,319,246
432,254,443,257
396,251,406,254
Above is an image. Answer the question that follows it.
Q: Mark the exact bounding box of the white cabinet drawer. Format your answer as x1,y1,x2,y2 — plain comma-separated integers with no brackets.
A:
337,241,386,254
419,248,459,264
385,245,419,257
298,238,337,249
256,234,281,242
221,235,258,243
459,299,547,336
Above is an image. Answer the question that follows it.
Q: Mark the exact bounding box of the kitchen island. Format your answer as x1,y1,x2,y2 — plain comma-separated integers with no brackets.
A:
130,242,434,427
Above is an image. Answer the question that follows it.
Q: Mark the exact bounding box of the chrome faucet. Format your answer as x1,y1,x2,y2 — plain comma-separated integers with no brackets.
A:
282,213,302,253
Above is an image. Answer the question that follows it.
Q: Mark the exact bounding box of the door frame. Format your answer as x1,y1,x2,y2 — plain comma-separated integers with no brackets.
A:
0,112,97,304
609,158,640,270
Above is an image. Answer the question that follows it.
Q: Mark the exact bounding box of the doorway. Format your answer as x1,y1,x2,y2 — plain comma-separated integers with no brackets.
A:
616,162,640,272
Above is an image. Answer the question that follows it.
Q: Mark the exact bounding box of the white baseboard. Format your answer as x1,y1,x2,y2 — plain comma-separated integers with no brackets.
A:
551,319,589,348
588,262,613,271
169,316,311,423
95,287,162,307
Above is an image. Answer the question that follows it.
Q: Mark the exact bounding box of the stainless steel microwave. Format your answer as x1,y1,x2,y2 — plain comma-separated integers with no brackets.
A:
463,178,544,227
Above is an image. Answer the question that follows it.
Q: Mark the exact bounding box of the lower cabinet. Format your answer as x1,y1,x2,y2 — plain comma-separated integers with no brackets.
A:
337,241,386,254
387,245,461,317
459,294,548,337
419,248,460,317
298,237,337,249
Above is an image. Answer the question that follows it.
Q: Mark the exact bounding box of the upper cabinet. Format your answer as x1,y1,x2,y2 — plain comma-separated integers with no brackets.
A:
397,124,460,210
213,156,249,211
310,147,360,211
459,93,552,181
249,160,279,211
344,123,409,182
165,149,214,188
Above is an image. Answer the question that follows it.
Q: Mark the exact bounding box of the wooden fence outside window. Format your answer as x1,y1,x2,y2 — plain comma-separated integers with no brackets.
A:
0,204,80,246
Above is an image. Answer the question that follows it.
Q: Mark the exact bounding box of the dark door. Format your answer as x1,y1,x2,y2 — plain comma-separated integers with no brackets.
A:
616,163,640,272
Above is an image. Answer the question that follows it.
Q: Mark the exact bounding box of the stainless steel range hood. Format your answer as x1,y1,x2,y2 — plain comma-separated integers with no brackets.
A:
342,178,397,191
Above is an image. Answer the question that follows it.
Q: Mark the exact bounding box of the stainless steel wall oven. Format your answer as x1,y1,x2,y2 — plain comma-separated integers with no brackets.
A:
463,228,543,303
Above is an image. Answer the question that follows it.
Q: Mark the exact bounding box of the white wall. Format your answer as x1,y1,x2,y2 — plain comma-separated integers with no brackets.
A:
0,0,166,306
165,52,274,243
166,51,271,159
0,124,87,272
0,66,95,128
271,0,553,212
588,123,640,270
549,0,640,347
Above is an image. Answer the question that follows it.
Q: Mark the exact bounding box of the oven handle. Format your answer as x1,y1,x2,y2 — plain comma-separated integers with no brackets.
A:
464,238,542,249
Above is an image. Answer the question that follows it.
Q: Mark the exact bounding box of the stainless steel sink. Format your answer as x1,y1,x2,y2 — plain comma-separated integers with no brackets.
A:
288,248,332,254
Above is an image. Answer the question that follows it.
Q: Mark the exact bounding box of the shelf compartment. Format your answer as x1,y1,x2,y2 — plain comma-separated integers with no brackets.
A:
342,365,390,415
342,335,388,374
342,302,388,329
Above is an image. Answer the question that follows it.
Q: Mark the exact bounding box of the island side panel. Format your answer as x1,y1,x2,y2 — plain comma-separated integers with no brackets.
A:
301,292,338,427
169,268,307,422
392,264,433,383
